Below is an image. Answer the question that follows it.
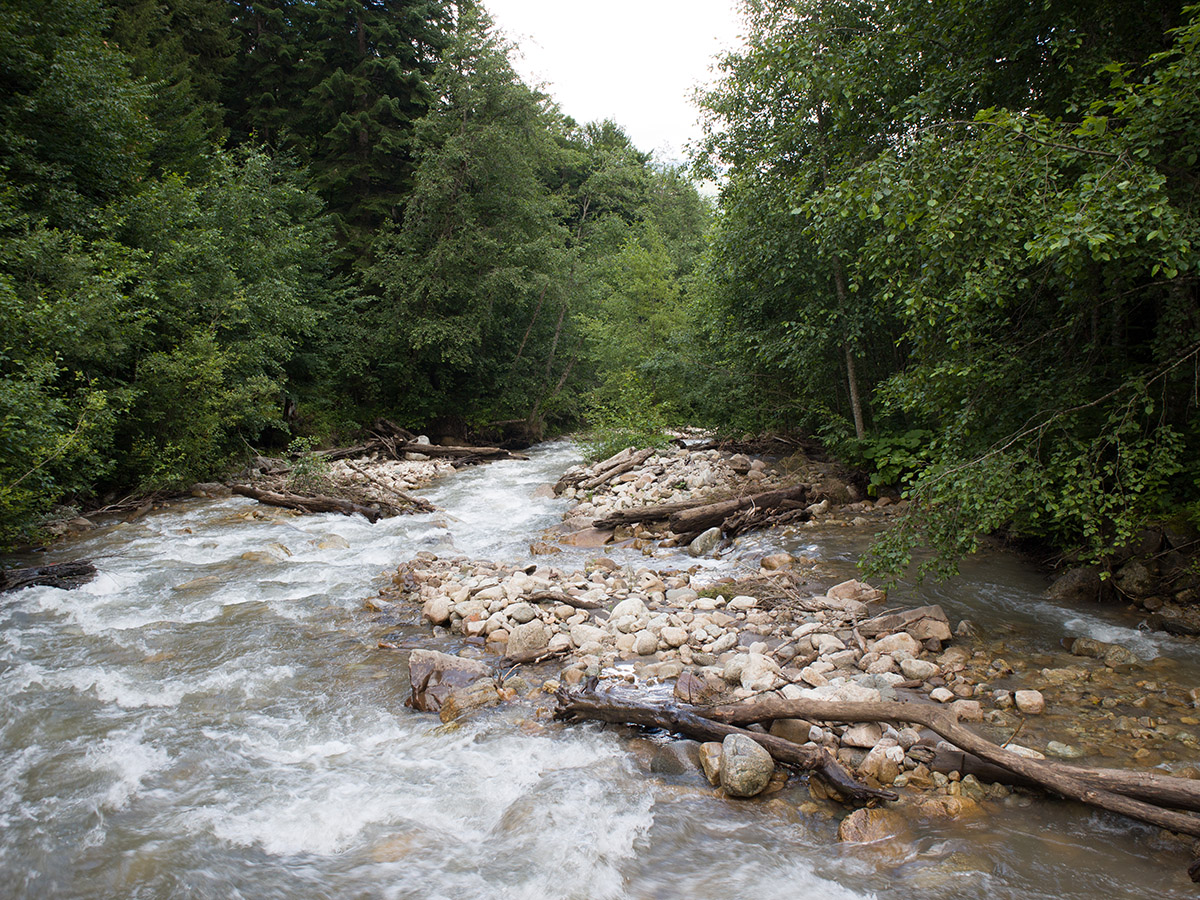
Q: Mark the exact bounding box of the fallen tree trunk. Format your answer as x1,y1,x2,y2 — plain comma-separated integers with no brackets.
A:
554,683,896,805
667,485,812,536
231,485,404,522
555,446,633,493
577,448,655,492
343,460,437,513
526,590,603,610
391,441,528,461
701,696,1200,839
591,495,729,530
1,560,97,593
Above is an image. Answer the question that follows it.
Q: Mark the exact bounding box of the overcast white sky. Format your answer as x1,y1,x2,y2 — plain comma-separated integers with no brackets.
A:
483,1,744,164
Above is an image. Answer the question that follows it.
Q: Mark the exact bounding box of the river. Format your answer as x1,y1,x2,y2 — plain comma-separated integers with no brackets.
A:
1,442,1195,898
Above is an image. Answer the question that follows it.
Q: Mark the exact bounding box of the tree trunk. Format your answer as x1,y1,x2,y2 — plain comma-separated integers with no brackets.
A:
701,696,1200,838
554,683,896,804
831,256,865,440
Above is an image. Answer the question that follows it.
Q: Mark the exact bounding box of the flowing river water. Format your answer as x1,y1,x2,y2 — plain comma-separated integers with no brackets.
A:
2,443,1198,899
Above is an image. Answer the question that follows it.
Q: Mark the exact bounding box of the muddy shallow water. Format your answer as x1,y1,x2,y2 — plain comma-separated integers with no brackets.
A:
2,443,1197,898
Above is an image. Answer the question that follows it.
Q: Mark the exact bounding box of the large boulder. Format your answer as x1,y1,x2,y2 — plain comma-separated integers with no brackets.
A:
1046,567,1103,604
407,649,493,713
688,526,723,557
719,734,775,797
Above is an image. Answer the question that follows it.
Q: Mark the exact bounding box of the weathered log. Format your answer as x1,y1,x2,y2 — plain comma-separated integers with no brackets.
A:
554,683,897,804
526,590,603,610
554,446,634,494
390,441,529,462
343,460,437,512
701,696,1200,838
231,485,401,522
1,560,97,593
667,485,811,536
591,495,729,530
924,745,1200,814
722,502,811,538
577,448,656,492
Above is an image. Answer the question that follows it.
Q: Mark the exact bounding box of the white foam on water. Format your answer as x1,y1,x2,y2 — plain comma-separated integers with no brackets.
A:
84,728,169,811
51,665,189,708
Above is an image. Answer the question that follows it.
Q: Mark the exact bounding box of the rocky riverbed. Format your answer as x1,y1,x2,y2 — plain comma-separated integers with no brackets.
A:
363,442,1200,857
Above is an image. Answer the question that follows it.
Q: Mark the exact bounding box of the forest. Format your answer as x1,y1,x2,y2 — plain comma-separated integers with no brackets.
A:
2,0,1199,580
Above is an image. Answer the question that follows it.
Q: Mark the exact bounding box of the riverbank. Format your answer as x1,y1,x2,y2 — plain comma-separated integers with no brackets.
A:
366,440,1200,870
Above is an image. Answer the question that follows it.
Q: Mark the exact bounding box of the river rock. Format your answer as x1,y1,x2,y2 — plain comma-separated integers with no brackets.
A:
1014,689,1045,714
407,649,493,713
610,596,649,619
842,723,883,748
633,630,659,656
761,553,794,571
651,740,702,776
858,742,904,784
1114,559,1156,597
506,621,549,662
930,687,955,703
900,658,940,681
688,527,723,557
719,734,775,797
1069,636,1140,667
827,579,885,604
837,807,904,842
570,623,608,647
860,605,952,643
872,632,921,657
506,602,537,624
740,653,782,692
422,594,453,626
1047,567,1103,604
438,679,500,723
951,699,983,722
768,718,815,744
728,453,753,474
699,741,723,785
659,626,689,648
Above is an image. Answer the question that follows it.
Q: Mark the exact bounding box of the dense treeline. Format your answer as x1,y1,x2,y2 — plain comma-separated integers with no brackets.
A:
0,0,707,545
694,0,1200,576
5,0,1197,579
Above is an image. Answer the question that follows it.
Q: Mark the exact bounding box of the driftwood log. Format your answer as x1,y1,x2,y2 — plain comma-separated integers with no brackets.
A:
554,446,636,494
666,485,812,538
702,696,1200,840
231,485,407,522
554,683,896,805
590,496,722,530
1,560,97,593
577,448,656,492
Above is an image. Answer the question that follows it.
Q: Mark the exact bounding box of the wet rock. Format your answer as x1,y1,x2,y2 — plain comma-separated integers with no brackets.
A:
1045,741,1085,759
719,734,775,797
1014,690,1045,714
407,649,493,713
438,680,501,723
1047,567,1103,604
688,527,723,557
918,795,979,819
1069,636,1141,667
761,553,794,571
838,807,905,843
699,741,723,785
858,742,904,785
506,621,550,662
560,527,614,548
651,740,702,776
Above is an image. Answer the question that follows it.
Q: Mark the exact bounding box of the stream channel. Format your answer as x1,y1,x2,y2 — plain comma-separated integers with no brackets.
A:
2,442,1198,899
